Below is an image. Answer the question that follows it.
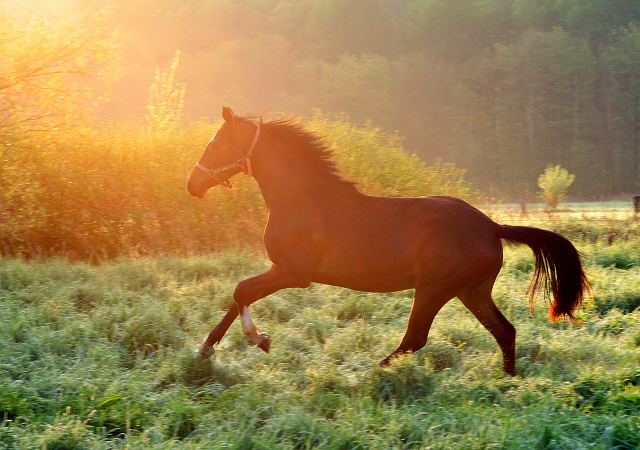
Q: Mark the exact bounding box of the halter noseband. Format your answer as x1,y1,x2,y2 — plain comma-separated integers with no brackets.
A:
195,124,261,189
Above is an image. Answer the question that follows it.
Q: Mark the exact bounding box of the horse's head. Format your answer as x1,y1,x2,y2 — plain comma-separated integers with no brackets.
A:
187,107,260,198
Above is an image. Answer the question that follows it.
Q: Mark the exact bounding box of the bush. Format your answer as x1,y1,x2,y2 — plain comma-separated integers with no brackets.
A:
537,164,575,209
3,113,476,260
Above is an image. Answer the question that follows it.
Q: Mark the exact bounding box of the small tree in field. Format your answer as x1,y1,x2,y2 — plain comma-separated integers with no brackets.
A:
538,164,575,209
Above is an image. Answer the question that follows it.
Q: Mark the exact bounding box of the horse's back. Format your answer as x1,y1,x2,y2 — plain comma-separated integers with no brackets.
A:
304,194,502,294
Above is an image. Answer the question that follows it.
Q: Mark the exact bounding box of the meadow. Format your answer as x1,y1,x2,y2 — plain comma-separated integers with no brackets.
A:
1,206,640,449
3,5,640,448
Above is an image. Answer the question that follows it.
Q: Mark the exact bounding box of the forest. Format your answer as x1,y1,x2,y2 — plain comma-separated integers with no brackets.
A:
76,0,640,197
3,0,640,197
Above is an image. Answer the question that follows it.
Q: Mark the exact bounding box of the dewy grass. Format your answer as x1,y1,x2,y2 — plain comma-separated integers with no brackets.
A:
1,242,640,448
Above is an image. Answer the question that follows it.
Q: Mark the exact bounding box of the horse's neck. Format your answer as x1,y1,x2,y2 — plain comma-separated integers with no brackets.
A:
252,145,358,211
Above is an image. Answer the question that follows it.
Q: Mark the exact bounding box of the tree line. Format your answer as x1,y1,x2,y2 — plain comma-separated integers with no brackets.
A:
3,0,640,197
84,0,640,197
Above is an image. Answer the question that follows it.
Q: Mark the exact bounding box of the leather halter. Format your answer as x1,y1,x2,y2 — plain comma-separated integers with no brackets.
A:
195,124,261,189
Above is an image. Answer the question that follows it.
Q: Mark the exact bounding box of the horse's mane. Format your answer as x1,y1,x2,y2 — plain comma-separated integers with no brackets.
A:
239,115,357,189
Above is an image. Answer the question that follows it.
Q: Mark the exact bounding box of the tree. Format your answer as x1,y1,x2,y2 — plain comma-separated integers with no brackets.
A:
602,23,640,192
307,0,393,57
537,164,575,209
404,0,515,62
0,9,120,250
315,54,393,127
0,10,120,141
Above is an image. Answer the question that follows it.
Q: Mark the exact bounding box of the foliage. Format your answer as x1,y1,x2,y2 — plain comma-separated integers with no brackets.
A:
0,6,478,259
0,9,120,254
0,105,476,259
38,0,639,197
306,0,393,56
537,164,575,209
308,111,477,199
6,1,640,196
603,23,640,191
1,235,640,447
146,51,186,137
0,9,119,137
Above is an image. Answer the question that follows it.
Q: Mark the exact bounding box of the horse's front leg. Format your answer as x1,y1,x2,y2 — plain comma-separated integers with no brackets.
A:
200,264,310,357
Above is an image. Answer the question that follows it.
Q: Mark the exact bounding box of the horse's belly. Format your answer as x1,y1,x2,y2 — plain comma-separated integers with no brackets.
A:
311,249,417,292
312,270,415,293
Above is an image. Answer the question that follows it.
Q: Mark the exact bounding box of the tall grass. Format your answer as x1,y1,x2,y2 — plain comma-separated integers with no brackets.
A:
488,202,640,243
2,113,474,260
1,239,639,448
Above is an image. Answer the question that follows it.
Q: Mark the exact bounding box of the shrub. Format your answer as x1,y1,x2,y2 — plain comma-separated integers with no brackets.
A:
308,111,478,201
537,164,575,209
2,104,476,259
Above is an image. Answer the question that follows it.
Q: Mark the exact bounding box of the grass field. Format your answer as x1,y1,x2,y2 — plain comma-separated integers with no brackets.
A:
1,206,640,449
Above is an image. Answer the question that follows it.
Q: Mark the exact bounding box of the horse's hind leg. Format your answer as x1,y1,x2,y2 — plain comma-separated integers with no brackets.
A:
380,285,453,366
457,279,516,376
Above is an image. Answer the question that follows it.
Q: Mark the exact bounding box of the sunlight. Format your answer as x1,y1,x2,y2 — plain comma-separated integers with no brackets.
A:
0,0,77,17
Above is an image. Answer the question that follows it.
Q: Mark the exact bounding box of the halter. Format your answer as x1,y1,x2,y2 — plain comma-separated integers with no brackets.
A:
195,124,261,189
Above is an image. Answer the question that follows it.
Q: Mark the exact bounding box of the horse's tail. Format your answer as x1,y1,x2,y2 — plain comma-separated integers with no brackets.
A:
497,225,590,323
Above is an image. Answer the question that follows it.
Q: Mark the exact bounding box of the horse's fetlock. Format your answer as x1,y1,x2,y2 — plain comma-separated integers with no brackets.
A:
256,333,271,353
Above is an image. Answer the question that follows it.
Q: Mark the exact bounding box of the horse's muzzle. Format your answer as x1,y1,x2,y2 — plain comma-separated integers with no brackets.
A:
187,180,206,198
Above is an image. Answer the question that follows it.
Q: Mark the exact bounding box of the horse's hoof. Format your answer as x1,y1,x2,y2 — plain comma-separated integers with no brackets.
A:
379,356,392,367
199,345,215,360
255,333,270,353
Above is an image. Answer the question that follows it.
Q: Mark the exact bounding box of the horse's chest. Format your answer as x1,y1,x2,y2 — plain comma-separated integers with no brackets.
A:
262,215,320,259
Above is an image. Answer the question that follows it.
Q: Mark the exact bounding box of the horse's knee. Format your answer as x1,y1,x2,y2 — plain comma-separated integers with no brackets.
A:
233,271,310,306
233,280,252,305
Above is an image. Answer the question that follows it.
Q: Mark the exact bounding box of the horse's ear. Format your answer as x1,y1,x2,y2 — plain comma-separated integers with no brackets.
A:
222,107,235,125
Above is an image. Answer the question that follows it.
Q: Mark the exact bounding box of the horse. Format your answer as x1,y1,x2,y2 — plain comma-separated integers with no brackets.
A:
186,107,590,376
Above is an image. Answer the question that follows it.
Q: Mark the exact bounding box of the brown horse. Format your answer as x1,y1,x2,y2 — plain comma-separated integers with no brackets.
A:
187,107,590,376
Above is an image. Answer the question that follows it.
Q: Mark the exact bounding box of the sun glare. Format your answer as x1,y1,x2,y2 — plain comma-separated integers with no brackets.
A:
0,0,77,17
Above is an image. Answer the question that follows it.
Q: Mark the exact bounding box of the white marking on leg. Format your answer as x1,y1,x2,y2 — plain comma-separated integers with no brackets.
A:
240,305,257,335
239,305,270,351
